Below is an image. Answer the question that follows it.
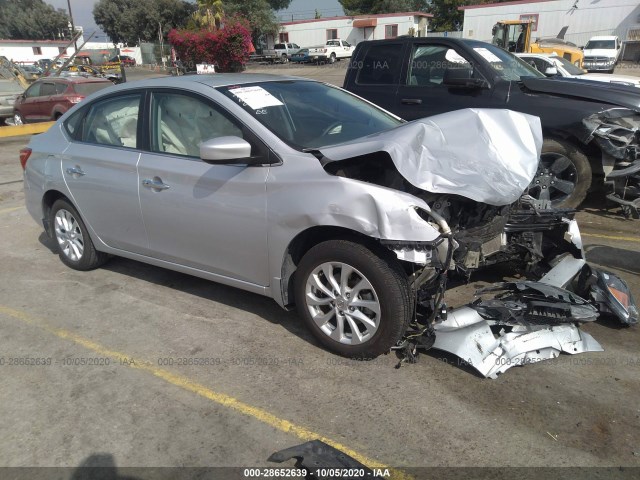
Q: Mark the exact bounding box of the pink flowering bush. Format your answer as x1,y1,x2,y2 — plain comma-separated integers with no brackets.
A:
168,17,252,72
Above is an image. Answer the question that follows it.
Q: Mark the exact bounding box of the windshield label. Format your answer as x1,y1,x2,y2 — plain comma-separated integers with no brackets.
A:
474,47,502,63
228,86,283,109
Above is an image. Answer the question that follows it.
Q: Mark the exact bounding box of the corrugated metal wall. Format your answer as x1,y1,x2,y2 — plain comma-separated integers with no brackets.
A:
462,0,640,47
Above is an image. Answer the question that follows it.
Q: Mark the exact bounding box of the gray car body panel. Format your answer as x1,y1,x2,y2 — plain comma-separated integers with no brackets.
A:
23,74,541,308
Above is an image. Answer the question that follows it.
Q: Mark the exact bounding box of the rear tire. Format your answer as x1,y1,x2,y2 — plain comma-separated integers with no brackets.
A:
329,52,336,64
527,138,592,209
294,240,411,358
50,199,108,271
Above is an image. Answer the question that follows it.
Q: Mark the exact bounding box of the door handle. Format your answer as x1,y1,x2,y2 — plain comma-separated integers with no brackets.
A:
66,166,85,176
401,98,423,105
142,178,170,191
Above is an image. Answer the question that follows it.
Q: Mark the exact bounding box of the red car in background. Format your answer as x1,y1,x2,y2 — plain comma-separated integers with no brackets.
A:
110,55,136,66
12,77,112,125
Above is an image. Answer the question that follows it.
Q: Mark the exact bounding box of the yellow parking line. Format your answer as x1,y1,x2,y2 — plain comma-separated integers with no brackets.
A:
0,122,54,138
582,233,640,243
0,304,411,480
0,206,24,215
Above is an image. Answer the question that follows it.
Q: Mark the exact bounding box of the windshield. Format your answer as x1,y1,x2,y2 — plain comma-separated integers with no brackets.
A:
218,81,402,150
585,40,616,49
551,56,585,75
72,82,111,96
475,44,544,81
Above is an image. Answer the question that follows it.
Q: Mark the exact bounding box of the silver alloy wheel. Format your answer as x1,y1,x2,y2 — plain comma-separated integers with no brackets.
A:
304,262,381,345
13,113,23,126
54,209,84,262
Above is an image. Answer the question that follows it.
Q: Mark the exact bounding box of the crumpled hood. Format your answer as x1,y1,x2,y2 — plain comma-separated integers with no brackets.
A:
521,77,640,111
318,108,542,206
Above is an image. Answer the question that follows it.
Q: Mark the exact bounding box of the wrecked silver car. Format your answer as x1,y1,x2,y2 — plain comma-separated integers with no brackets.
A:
21,75,636,362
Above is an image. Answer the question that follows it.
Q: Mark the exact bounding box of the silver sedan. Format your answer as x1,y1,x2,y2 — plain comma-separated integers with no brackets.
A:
20,74,541,358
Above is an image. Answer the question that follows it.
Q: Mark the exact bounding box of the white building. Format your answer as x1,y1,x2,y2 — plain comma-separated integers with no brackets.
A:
0,39,78,64
272,12,431,48
461,0,640,48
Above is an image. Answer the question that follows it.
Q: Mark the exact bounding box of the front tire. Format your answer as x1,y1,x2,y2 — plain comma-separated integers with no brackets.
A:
527,138,592,209
50,199,108,271
294,240,411,358
13,112,24,125
329,53,336,64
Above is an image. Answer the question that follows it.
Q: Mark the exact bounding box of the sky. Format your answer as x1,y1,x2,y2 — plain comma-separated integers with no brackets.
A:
45,0,346,43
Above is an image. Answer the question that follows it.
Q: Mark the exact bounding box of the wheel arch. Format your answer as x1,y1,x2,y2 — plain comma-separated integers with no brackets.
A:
41,189,73,237
279,225,400,309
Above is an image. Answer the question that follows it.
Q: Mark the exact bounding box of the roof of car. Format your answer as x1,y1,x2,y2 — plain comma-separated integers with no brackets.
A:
36,76,112,84
109,73,314,90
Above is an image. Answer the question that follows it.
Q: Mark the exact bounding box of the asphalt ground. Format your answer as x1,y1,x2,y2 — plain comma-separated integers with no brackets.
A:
0,64,638,478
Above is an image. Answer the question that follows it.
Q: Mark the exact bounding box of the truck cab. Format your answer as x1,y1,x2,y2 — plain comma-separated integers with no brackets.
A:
583,36,621,73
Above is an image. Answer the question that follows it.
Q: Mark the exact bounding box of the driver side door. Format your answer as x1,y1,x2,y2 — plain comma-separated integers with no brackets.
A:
137,90,271,286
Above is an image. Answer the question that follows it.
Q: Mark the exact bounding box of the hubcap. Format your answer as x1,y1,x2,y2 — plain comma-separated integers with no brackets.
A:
528,152,577,205
54,209,84,262
13,114,23,126
305,262,381,345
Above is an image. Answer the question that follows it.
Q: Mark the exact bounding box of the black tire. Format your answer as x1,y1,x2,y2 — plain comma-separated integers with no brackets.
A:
50,199,108,271
13,112,25,125
294,240,411,358
527,138,592,209
329,52,336,64
281,54,288,64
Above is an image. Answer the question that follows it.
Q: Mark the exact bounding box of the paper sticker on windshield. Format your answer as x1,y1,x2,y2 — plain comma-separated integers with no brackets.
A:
228,86,283,109
474,48,502,63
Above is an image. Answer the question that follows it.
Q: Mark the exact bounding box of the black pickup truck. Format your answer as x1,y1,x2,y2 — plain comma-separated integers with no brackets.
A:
343,37,640,210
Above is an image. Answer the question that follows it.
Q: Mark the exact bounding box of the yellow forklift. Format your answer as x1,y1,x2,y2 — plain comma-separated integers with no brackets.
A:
491,20,584,67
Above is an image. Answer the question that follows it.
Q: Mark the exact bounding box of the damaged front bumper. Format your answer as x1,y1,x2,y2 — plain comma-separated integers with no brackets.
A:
584,109,640,218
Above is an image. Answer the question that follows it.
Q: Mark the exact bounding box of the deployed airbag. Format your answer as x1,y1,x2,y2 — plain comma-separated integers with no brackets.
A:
318,108,542,205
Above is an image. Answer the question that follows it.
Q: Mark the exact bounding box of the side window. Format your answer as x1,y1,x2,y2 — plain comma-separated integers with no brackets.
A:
151,92,243,157
40,82,56,96
55,82,67,94
25,83,41,98
82,94,140,148
356,43,403,85
407,44,473,86
63,107,86,141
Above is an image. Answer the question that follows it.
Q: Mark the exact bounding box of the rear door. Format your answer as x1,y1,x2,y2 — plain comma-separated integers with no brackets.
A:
61,92,148,253
137,90,270,285
348,41,407,114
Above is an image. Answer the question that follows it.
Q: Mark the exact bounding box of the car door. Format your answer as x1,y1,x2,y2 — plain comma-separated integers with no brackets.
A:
349,41,407,114
137,90,270,286
395,42,495,120
19,82,41,121
35,81,57,120
61,92,148,253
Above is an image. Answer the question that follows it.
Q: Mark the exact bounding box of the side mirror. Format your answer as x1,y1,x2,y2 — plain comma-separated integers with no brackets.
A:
200,136,255,164
443,68,486,89
544,66,558,76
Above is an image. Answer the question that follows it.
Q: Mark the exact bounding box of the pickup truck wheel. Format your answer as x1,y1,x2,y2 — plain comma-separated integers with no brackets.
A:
281,54,288,64
294,240,411,358
527,138,591,209
329,52,336,64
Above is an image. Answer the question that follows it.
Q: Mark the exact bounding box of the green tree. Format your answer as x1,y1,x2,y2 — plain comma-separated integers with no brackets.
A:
0,0,71,40
189,0,225,32
225,0,281,40
93,0,195,45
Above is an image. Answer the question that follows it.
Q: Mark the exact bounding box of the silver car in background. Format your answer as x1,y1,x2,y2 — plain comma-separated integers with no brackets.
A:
21,74,542,358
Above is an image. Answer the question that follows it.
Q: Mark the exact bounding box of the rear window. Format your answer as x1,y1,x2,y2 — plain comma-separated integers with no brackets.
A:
274,44,286,49
72,82,111,96
356,43,404,85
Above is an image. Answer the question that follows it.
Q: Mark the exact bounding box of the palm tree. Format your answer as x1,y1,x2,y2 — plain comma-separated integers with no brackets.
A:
190,0,224,32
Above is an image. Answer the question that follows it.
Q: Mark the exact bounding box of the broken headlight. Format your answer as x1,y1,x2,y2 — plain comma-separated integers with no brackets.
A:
594,270,639,325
